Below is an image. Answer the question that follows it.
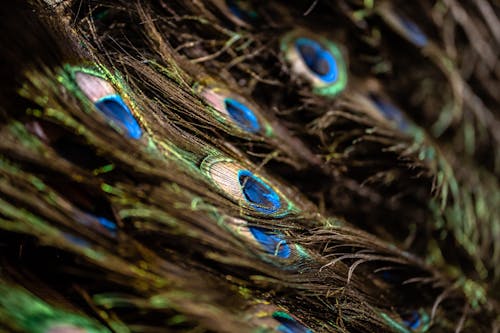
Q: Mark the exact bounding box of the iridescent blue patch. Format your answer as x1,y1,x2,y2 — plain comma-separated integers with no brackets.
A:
224,98,260,133
295,37,338,83
248,227,290,258
399,17,428,47
94,94,142,139
225,0,258,23
238,170,281,214
402,311,421,330
96,216,117,232
272,311,313,333
369,94,409,131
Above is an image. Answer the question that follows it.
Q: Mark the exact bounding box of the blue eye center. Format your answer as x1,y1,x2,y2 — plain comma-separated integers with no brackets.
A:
272,312,313,333
94,94,142,139
399,17,428,47
238,170,281,214
295,38,338,83
224,98,260,133
248,227,290,258
401,311,421,330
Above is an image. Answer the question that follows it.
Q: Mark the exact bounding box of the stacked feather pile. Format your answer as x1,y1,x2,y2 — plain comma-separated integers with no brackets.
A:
0,0,498,332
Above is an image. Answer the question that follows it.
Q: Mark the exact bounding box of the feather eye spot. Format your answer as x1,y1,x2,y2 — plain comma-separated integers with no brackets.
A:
272,311,313,333
295,38,338,83
74,71,142,139
224,98,261,133
238,170,281,214
202,157,293,217
248,227,290,258
94,95,142,139
281,31,347,97
199,87,268,135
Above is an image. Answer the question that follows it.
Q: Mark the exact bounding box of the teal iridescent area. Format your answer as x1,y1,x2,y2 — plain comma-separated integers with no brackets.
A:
94,94,142,140
238,169,281,214
281,31,347,97
380,308,430,333
272,311,313,333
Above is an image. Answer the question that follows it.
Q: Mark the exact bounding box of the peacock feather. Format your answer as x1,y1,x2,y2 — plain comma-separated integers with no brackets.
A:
0,0,499,332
